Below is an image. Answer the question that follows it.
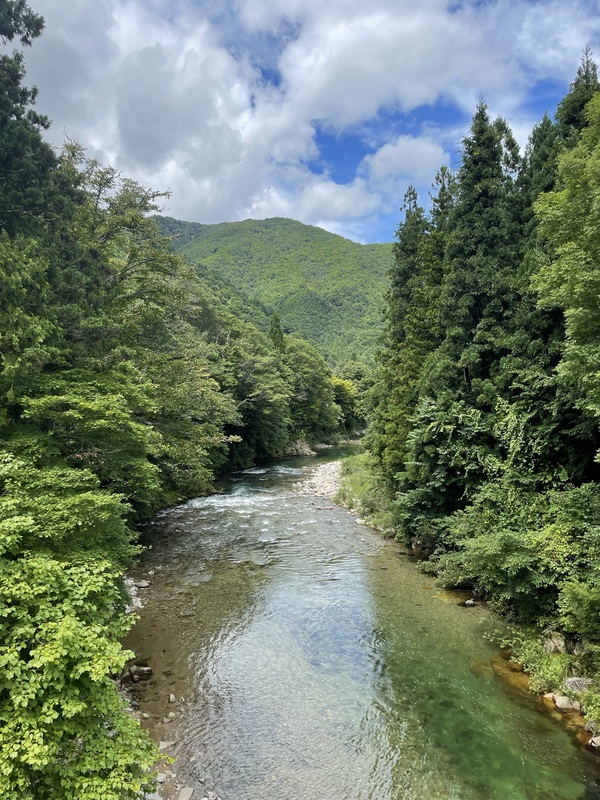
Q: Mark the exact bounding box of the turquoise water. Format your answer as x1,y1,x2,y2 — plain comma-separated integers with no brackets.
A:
126,452,600,799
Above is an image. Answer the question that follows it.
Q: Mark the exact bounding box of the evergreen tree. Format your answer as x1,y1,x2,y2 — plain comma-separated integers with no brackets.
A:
556,46,600,145
0,0,56,237
438,101,520,393
268,313,286,352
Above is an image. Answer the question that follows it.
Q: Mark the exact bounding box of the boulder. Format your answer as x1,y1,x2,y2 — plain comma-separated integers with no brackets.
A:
280,439,316,457
543,633,566,654
465,599,476,607
563,676,593,694
135,580,151,589
589,735,600,749
159,740,175,750
571,640,587,656
585,720,600,734
179,789,194,800
137,666,153,679
553,695,578,711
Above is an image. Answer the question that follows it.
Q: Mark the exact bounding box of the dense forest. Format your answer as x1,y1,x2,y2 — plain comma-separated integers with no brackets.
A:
6,0,600,795
0,3,360,798
350,48,600,713
156,215,391,364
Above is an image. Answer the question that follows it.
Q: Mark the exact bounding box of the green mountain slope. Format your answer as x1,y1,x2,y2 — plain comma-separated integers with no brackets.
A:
157,216,392,363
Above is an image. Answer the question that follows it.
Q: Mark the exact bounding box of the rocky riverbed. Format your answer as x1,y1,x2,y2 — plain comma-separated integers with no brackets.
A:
292,459,342,498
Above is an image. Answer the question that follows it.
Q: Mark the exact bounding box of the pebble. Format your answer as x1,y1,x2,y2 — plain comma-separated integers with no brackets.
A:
136,580,151,589
156,773,167,783
169,693,177,703
179,789,194,800
137,666,153,679
293,461,342,499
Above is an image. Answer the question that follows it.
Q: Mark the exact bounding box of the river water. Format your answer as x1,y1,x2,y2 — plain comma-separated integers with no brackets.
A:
126,449,600,800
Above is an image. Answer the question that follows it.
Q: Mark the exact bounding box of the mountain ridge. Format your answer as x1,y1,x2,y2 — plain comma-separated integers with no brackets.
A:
156,215,392,363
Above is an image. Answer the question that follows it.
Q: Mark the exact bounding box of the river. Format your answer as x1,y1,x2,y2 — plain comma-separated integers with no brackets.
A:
125,448,600,800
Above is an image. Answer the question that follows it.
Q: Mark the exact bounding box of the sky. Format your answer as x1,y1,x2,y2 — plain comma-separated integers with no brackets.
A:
20,0,600,243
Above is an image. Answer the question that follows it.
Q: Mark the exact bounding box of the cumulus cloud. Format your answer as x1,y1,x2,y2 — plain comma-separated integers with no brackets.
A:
361,136,449,198
23,0,600,240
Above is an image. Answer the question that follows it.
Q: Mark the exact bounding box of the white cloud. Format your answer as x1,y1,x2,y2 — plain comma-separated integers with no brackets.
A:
361,136,449,198
22,0,600,241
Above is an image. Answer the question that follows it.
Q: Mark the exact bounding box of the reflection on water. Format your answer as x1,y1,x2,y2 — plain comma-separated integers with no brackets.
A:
126,453,600,800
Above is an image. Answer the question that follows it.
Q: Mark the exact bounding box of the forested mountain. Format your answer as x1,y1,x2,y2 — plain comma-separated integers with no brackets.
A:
0,4,359,797
357,49,600,710
156,215,392,364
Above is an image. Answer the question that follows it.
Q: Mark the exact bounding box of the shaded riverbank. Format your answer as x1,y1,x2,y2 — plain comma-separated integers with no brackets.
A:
125,451,600,800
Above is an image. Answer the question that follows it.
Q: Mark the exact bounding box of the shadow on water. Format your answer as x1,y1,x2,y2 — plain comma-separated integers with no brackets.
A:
126,449,600,800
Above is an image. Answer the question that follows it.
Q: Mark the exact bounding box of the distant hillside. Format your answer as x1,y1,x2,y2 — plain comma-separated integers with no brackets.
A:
156,216,392,364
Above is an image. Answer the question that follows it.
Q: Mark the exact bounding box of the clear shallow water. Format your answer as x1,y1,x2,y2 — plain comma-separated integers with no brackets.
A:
126,452,600,800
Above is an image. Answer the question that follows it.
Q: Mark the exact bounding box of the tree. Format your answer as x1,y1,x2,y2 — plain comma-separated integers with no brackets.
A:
267,313,286,352
368,181,447,486
0,0,56,237
555,46,600,146
535,92,600,428
284,337,341,442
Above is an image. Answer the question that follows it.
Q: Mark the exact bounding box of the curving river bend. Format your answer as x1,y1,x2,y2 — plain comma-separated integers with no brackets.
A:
126,449,600,800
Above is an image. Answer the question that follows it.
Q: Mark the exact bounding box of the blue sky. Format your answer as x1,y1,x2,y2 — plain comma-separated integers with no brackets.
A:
25,0,600,242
